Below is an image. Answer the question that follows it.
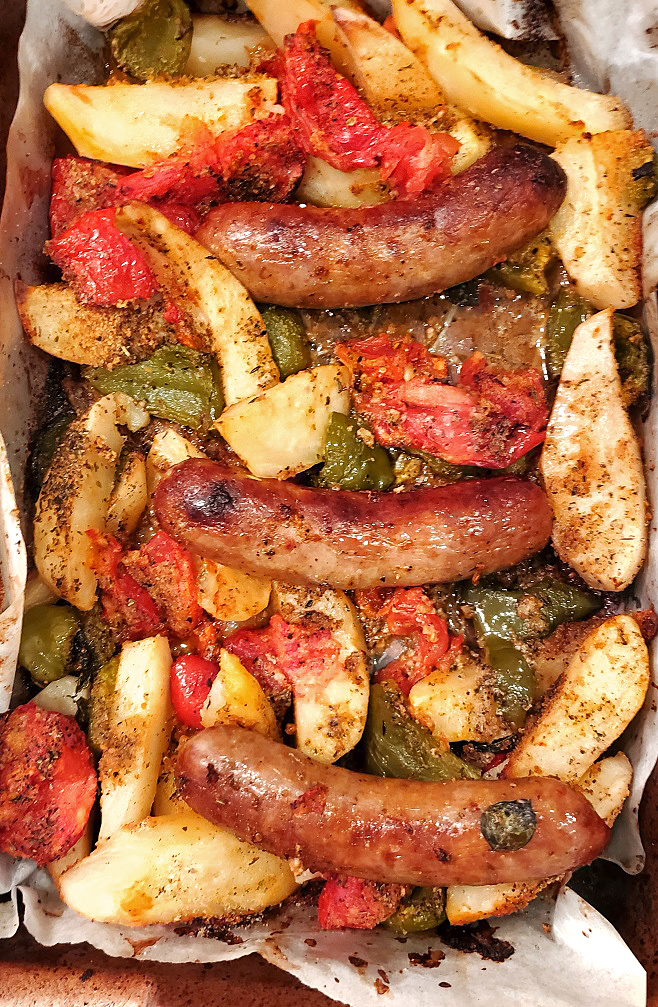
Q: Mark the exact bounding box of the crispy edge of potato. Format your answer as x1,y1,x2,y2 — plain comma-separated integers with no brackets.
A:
408,655,507,744
200,649,279,738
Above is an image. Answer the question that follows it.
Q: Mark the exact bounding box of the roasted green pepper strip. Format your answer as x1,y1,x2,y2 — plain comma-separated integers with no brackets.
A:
28,411,74,494
318,413,394,491
19,604,80,686
487,641,537,729
85,345,224,431
385,887,446,935
543,287,592,380
464,579,601,642
363,682,480,781
485,234,555,296
87,655,120,756
614,314,651,406
261,306,311,379
109,0,192,81
78,605,119,675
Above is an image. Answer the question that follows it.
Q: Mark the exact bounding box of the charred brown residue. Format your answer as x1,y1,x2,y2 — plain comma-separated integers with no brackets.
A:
408,949,445,968
439,921,514,963
348,954,368,972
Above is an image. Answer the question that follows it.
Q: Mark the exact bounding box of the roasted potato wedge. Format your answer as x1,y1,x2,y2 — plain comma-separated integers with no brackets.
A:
15,282,168,368
504,616,649,782
578,753,633,828
247,0,359,74
392,0,630,147
297,158,389,209
115,203,278,407
93,636,173,841
44,76,280,168
185,15,273,75
201,649,279,739
58,813,297,926
48,824,93,889
105,451,148,540
196,559,271,622
216,364,350,479
332,6,445,119
272,584,369,763
145,427,203,494
549,130,653,310
446,878,556,927
34,393,149,610
408,656,506,743
540,310,647,592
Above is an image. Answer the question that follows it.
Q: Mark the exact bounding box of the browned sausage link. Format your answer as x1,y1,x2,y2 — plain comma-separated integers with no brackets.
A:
195,143,566,309
178,727,610,886
154,459,553,589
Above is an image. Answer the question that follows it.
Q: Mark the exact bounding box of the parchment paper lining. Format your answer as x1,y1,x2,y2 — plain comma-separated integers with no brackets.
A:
0,2,656,1003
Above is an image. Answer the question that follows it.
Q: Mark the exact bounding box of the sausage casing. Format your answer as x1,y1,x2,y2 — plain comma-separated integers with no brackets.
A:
195,143,566,309
154,459,553,589
178,726,610,887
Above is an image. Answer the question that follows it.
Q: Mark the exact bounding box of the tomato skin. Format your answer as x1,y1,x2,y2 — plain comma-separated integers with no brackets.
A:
0,703,97,866
276,22,457,195
87,530,162,642
170,655,219,729
337,334,547,469
318,876,405,930
49,156,123,238
48,208,157,305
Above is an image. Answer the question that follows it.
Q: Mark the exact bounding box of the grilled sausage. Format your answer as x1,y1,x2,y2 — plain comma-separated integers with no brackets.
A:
178,726,610,886
195,143,566,309
154,459,553,589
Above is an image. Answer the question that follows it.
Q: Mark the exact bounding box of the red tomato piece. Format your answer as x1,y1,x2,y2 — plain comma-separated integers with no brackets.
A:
49,156,123,238
370,587,461,696
170,654,219,729
87,530,162,642
336,333,547,469
116,115,305,208
0,703,97,865
276,22,457,195
48,207,157,306
224,613,340,706
318,876,406,930
125,531,203,640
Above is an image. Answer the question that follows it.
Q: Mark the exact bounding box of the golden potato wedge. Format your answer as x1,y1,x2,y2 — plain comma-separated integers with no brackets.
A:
504,616,649,782
44,76,280,168
15,282,168,368
332,6,445,119
549,131,652,310
196,558,271,622
272,584,369,763
216,364,350,479
540,310,647,592
48,824,93,889
145,427,203,495
58,813,297,926
446,878,556,926
448,114,493,172
94,636,173,842
392,0,630,147
34,393,149,610
201,649,279,739
247,0,359,74
577,753,633,828
185,15,273,75
115,203,278,407
105,451,148,540
297,157,389,208
408,656,506,743
154,736,189,816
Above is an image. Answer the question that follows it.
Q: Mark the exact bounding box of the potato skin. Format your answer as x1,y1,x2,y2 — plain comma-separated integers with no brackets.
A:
196,143,566,308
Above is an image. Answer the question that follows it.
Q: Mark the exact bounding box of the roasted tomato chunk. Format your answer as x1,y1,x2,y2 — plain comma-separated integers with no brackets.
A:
47,208,157,306
0,703,97,865
170,654,219,729
87,530,162,641
125,531,202,639
275,22,458,196
318,876,406,930
336,334,548,469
